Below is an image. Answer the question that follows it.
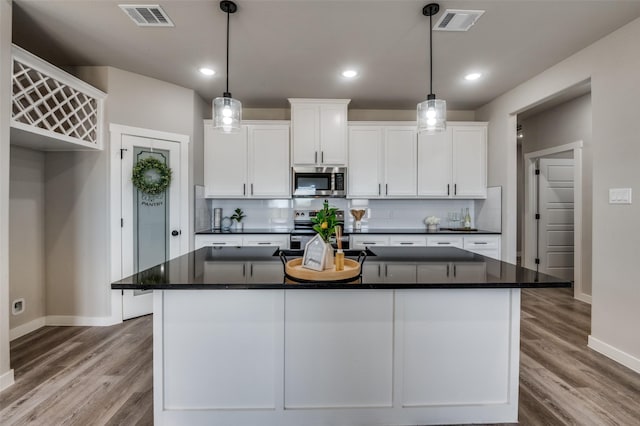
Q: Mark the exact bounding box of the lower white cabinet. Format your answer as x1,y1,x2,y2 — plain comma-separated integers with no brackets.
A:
352,234,501,260
463,235,501,260
195,234,289,250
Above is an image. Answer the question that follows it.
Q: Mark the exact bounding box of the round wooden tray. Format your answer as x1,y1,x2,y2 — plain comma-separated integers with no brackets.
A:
284,258,361,282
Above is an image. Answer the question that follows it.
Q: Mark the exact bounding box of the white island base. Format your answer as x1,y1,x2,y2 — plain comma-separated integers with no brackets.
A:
153,288,520,425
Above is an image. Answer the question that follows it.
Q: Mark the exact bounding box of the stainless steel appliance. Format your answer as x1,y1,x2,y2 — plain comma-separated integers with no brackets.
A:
290,209,349,249
292,166,347,198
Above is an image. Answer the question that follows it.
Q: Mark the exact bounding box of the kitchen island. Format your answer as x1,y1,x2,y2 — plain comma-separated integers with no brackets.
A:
112,246,570,426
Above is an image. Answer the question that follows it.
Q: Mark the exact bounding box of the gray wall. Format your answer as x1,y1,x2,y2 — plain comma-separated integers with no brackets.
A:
0,0,13,389
243,107,475,122
9,147,46,328
477,18,640,366
518,94,593,295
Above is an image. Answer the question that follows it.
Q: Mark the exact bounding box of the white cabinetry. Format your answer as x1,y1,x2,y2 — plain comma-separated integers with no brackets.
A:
204,120,290,198
195,234,288,250
290,99,350,166
418,122,487,199
350,235,390,250
348,123,417,198
463,235,501,260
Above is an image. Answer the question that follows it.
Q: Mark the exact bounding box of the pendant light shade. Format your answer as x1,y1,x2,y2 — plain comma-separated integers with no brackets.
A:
417,3,446,134
213,1,242,133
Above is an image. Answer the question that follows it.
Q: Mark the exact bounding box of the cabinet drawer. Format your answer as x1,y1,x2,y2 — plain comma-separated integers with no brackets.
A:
389,235,427,247
195,235,243,249
463,236,500,250
426,236,463,248
242,235,289,248
350,235,390,250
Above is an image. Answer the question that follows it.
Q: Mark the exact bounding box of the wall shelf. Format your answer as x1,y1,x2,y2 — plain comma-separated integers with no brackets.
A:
11,44,106,151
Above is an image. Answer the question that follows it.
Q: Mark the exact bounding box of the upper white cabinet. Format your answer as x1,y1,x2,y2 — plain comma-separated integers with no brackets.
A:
418,122,487,199
348,123,417,198
289,99,350,166
204,121,290,198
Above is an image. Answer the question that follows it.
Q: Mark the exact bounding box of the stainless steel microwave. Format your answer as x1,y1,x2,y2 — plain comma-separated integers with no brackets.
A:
292,167,347,197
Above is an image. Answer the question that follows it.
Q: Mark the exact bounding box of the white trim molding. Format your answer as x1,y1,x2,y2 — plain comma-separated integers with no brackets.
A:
588,335,640,374
109,123,190,322
523,141,587,303
9,317,46,341
0,369,14,392
10,315,121,341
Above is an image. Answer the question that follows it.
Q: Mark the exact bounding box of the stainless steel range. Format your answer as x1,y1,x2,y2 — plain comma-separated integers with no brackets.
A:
290,209,349,250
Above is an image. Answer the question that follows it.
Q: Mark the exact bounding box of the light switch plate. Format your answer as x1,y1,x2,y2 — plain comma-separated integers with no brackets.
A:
609,188,632,204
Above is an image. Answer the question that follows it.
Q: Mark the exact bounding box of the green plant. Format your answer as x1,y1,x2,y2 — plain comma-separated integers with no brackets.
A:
311,200,339,243
131,157,172,195
230,208,246,223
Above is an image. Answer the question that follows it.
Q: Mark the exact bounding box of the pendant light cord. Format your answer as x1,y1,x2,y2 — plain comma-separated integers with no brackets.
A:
429,11,433,96
225,7,230,96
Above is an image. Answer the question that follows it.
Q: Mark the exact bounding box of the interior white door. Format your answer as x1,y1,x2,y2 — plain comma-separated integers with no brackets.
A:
538,158,574,280
122,134,182,319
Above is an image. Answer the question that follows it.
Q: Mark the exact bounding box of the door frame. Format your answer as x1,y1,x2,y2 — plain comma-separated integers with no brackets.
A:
109,124,190,323
523,140,587,303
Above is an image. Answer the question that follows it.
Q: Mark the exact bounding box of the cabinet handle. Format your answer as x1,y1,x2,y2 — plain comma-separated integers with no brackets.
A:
257,242,271,245
437,242,450,245
363,242,377,245
212,242,227,246
243,183,246,195
453,264,457,277
385,183,388,195
474,242,488,245
454,184,457,195
385,264,388,277
378,183,381,195
251,183,254,195
321,151,324,163
447,184,450,196
377,264,381,277
250,264,253,276
400,242,413,245
243,263,246,276
315,151,318,163
446,264,450,276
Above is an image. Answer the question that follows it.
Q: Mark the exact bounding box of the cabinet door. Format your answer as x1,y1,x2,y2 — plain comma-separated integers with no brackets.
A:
204,125,248,197
452,125,487,198
463,235,501,260
383,264,417,282
384,127,417,197
291,104,319,165
426,236,463,249
246,262,284,283
348,127,382,198
202,262,247,284
417,128,452,197
248,125,291,198
319,104,347,165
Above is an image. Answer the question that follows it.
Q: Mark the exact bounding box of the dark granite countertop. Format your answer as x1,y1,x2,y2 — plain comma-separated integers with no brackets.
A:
195,228,500,235
111,246,570,290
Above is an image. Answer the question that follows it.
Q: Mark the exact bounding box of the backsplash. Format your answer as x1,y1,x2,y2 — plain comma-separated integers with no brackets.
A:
202,196,502,231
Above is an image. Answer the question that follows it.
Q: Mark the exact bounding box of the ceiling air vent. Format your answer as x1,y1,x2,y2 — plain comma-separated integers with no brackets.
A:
119,4,174,27
433,9,484,32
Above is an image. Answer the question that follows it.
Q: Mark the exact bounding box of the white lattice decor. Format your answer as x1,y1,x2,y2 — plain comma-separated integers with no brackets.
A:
10,45,106,151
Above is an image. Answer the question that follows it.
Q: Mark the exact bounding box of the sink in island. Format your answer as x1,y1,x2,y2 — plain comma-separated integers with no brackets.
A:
112,246,570,426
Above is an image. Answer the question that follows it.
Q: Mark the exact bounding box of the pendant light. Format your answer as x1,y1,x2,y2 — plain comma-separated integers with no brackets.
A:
417,3,446,133
213,0,241,133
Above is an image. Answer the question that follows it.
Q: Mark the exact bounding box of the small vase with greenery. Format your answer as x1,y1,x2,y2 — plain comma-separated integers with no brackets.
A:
231,208,246,231
311,200,339,243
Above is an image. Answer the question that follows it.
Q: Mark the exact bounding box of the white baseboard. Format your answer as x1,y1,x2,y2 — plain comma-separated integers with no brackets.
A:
0,369,15,392
45,315,120,327
574,292,592,304
10,315,120,341
588,335,640,374
10,317,46,341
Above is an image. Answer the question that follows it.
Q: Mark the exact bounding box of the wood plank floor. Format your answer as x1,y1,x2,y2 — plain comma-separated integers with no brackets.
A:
1,288,639,425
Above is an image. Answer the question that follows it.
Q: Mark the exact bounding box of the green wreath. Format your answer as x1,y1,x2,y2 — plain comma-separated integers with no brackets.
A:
132,157,172,195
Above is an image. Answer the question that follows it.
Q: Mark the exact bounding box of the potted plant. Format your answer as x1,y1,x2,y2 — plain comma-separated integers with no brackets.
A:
230,208,246,231
302,200,338,271
424,216,440,232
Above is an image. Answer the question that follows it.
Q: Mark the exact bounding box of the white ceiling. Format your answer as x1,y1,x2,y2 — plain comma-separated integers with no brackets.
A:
12,0,640,110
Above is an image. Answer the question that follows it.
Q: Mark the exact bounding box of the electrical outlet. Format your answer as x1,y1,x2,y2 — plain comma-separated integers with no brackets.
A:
609,188,632,204
12,298,25,315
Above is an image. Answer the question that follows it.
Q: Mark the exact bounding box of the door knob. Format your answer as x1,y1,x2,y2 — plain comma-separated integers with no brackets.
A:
171,230,181,237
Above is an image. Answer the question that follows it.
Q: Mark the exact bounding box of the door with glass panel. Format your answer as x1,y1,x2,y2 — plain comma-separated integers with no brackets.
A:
121,134,181,319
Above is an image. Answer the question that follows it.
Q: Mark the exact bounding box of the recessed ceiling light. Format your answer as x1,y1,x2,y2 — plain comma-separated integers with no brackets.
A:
200,67,215,76
342,70,358,78
464,72,482,81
